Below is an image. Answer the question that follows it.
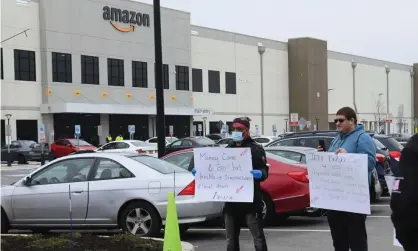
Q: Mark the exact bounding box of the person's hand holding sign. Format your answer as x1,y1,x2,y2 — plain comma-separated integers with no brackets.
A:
250,170,262,180
191,168,196,176
335,148,347,154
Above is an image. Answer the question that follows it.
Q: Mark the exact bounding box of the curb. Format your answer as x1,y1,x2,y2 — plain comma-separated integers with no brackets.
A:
1,234,195,251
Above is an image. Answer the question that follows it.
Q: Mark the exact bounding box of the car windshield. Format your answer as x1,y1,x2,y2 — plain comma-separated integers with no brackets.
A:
21,141,37,147
372,138,386,150
265,152,301,165
376,137,403,151
166,137,178,143
195,137,216,145
129,155,188,174
130,141,150,147
68,139,91,146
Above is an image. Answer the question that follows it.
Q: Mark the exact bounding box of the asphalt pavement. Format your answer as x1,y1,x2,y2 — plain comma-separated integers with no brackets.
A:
1,164,402,251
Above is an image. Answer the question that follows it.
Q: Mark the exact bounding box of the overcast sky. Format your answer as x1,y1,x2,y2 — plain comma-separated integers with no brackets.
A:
137,0,417,65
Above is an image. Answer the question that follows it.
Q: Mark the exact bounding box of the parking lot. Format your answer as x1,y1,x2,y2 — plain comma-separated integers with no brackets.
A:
1,163,402,251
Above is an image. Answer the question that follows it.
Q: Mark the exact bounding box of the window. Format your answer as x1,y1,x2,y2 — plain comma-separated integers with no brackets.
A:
208,70,220,93
254,138,271,144
52,52,72,83
100,142,117,150
164,152,194,170
195,138,216,145
30,158,95,185
266,150,304,163
130,155,187,174
81,55,99,85
154,63,169,89
225,72,236,94
376,137,403,151
131,141,150,147
192,68,203,92
170,140,182,148
14,49,36,81
67,139,91,146
1,48,3,79
218,138,234,145
271,139,297,147
115,142,130,149
93,158,134,180
148,138,158,143
175,65,189,91
166,137,178,143
107,58,124,86
132,61,148,88
265,152,300,165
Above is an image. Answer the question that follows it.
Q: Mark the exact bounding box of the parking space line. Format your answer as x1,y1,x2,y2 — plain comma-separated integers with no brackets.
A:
190,228,331,233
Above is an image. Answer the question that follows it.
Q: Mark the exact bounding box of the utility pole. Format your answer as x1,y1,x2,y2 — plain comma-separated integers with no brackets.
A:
385,65,391,134
153,0,166,158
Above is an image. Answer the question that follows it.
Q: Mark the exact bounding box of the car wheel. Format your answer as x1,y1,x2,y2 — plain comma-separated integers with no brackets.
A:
119,201,161,237
17,154,26,164
1,210,10,234
261,192,275,225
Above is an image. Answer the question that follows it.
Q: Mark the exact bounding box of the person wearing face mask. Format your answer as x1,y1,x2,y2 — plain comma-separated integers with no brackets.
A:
318,107,376,251
189,117,269,251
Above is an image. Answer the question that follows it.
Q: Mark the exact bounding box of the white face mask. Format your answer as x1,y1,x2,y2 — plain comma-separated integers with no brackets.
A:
231,131,244,142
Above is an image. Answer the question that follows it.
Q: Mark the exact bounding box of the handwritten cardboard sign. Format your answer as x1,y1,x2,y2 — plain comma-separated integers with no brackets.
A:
193,147,254,202
306,152,371,215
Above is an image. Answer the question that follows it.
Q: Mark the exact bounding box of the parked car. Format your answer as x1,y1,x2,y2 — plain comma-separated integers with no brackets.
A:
390,133,412,142
50,138,97,159
96,140,158,157
145,137,178,146
164,137,218,155
253,136,280,146
373,134,404,177
1,140,49,164
265,131,386,201
0,153,223,236
162,148,310,224
265,146,383,202
216,137,234,147
205,134,224,141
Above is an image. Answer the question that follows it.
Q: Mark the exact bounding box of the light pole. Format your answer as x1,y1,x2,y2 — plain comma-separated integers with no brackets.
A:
315,117,319,130
385,65,391,134
411,69,415,133
5,114,12,166
257,42,266,135
377,93,383,132
284,118,288,132
351,59,358,113
202,117,207,136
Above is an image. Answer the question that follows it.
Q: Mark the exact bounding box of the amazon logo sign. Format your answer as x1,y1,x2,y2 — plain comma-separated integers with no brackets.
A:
103,6,150,32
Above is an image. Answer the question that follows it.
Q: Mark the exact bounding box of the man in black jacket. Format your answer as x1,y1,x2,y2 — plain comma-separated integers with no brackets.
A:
391,133,418,251
190,117,269,251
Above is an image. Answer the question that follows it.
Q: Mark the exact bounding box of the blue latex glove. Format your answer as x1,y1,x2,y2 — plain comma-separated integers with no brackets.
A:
250,170,263,180
191,168,196,176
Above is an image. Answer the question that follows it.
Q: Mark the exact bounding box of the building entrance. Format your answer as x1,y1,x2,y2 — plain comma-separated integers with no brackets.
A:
53,114,101,146
109,115,149,141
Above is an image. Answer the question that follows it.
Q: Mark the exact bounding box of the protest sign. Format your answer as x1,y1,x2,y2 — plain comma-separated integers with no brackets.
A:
306,152,371,215
384,175,403,248
193,147,254,202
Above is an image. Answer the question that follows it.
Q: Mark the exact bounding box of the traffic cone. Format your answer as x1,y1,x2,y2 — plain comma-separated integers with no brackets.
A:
163,192,182,251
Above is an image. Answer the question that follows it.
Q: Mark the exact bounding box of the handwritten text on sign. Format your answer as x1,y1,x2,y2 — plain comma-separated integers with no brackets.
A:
193,147,254,202
306,152,371,215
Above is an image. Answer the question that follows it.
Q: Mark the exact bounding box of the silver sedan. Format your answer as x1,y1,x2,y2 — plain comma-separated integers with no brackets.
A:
1,153,223,236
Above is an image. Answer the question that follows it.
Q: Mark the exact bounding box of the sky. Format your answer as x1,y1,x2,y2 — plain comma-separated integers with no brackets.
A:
137,0,417,65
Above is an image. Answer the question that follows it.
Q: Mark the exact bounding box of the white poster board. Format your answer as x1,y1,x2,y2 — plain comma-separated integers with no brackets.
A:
306,152,371,215
384,176,403,248
193,147,254,202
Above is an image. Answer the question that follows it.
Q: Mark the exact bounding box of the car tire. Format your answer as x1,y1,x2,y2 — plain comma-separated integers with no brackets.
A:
1,210,10,234
17,154,26,164
261,192,275,225
119,201,161,237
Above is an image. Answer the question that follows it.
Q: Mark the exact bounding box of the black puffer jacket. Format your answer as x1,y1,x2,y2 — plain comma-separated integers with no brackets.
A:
188,137,269,214
390,133,418,249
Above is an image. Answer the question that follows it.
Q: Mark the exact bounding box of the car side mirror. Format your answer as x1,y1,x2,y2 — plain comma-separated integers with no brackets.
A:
24,176,32,186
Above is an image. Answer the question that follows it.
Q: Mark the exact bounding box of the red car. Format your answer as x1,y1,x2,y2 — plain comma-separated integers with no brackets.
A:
161,148,310,223
50,138,97,158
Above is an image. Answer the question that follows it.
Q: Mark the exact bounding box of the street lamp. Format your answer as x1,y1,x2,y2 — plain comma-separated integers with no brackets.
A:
315,117,319,130
257,42,266,135
284,118,288,132
411,69,415,132
351,59,358,113
202,117,207,136
5,114,12,166
385,65,391,134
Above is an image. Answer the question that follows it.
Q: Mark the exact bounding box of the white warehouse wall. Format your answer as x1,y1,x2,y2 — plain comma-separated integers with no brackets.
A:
328,52,414,133
191,26,289,135
1,0,43,140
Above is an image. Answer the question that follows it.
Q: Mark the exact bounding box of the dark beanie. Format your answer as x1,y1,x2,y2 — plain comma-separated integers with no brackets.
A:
232,117,251,129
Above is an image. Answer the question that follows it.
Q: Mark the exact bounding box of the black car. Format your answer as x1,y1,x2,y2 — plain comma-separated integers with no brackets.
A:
372,134,404,177
1,140,49,164
265,130,390,199
164,136,218,155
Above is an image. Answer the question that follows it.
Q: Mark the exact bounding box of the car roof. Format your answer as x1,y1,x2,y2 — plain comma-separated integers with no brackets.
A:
264,146,317,153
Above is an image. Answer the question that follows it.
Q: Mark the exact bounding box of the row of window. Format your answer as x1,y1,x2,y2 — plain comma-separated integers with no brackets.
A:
0,49,237,94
